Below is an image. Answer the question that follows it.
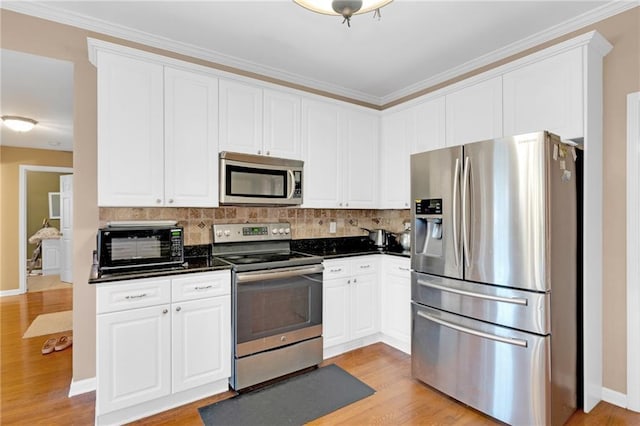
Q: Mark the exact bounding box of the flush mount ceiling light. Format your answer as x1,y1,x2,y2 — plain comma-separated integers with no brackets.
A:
1,115,38,132
294,0,393,27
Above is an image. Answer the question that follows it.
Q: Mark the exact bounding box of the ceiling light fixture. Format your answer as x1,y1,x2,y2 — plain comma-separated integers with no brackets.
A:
294,0,393,27
1,115,38,132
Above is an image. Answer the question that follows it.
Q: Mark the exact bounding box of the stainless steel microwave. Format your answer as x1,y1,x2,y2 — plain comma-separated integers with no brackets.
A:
97,223,184,274
219,151,303,206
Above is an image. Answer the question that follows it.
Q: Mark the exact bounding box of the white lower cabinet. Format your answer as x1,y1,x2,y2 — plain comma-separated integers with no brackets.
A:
380,256,411,354
96,271,231,425
171,296,230,393
322,256,379,357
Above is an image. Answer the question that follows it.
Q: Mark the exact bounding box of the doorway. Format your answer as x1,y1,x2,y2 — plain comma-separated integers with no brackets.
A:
19,165,73,294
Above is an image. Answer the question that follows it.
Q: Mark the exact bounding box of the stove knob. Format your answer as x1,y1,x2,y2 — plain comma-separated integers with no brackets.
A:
215,230,223,238
224,230,231,237
271,228,278,235
278,228,285,235
284,228,290,234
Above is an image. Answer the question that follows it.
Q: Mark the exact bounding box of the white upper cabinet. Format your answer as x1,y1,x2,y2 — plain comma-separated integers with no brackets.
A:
445,76,503,147
97,51,164,207
412,96,446,154
302,99,379,208
164,67,219,207
379,108,412,209
263,89,302,159
343,108,379,208
301,98,342,208
219,81,302,160
503,48,583,140
219,79,263,155
97,51,219,207
379,96,445,209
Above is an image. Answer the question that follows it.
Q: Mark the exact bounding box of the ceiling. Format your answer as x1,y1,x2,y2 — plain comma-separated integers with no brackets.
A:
0,1,631,152
0,49,74,152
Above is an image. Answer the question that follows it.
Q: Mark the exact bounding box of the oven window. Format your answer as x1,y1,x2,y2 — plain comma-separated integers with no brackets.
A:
235,273,322,344
227,165,286,198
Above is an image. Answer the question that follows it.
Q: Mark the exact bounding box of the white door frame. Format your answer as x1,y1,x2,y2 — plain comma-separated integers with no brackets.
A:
627,92,640,412
18,165,73,294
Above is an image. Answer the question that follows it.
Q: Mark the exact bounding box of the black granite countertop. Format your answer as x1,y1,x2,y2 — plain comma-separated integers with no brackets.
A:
292,236,410,259
89,245,232,284
89,238,410,284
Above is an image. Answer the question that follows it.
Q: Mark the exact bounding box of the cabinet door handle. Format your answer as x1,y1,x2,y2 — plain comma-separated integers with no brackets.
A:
176,306,182,312
399,267,410,271
194,285,213,290
360,265,371,269
162,309,168,314
125,293,147,300
329,268,342,273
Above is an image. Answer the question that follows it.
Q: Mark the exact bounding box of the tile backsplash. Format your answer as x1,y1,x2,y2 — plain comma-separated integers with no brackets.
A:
99,207,411,245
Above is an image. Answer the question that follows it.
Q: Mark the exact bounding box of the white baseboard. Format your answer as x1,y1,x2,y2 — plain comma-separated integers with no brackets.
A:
602,387,627,409
68,376,96,397
0,288,24,297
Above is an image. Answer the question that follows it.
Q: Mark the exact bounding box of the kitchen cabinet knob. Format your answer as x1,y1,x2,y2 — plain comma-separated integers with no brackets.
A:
176,306,181,312
162,309,168,314
346,203,349,207
266,151,270,155
168,198,174,204
156,199,162,204
353,278,357,283
339,203,343,207
347,279,351,284
258,150,262,155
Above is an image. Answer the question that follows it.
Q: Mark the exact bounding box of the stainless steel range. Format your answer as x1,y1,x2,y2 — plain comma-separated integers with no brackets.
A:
212,222,324,390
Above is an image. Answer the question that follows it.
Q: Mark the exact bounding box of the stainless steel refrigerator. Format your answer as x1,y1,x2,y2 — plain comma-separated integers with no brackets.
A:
410,131,578,426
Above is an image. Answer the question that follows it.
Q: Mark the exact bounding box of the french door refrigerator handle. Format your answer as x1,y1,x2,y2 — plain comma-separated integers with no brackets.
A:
461,156,471,268
417,279,528,306
452,157,461,267
417,310,528,348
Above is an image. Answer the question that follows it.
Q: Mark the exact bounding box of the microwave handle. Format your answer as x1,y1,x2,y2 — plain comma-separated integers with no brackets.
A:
287,170,296,199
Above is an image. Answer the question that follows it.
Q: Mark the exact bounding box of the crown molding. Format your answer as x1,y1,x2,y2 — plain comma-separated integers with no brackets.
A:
1,1,636,106
1,1,381,105
379,0,636,105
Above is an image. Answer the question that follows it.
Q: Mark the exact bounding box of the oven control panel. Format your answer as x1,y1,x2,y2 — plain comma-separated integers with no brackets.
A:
213,222,291,243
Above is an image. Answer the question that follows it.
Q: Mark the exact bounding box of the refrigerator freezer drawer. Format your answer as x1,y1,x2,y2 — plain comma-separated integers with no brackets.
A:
412,272,550,335
411,303,551,425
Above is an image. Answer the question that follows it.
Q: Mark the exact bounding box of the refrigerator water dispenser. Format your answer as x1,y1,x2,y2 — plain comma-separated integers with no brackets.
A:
414,217,443,257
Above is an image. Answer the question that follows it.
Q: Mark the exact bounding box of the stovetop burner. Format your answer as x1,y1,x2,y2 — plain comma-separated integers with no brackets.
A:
212,222,322,272
216,251,321,272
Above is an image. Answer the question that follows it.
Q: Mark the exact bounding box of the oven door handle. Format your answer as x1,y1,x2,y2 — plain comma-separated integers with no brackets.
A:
236,264,324,283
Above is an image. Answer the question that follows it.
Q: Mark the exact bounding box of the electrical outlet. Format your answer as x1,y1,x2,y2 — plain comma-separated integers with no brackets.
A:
329,220,337,234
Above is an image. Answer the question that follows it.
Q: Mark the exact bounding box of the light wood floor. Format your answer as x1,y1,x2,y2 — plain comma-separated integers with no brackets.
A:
27,273,73,293
2,287,639,425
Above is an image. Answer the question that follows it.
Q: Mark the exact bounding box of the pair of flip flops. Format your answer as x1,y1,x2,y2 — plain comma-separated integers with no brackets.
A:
41,335,72,355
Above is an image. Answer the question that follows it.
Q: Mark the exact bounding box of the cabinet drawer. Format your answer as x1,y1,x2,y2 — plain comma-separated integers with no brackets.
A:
97,278,171,314
384,257,411,278
323,260,350,279
351,257,378,275
172,271,231,302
